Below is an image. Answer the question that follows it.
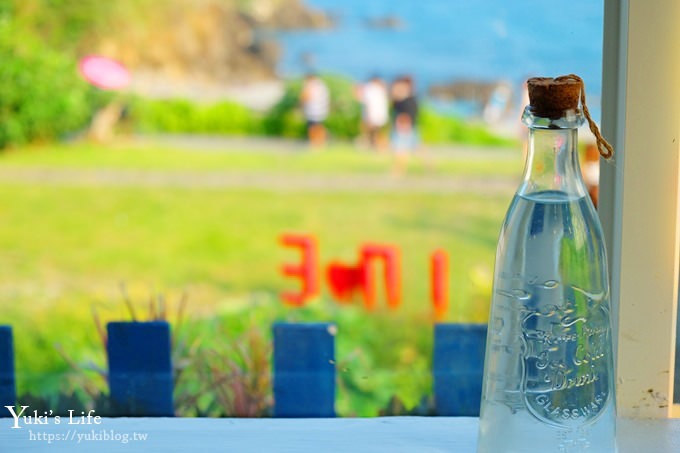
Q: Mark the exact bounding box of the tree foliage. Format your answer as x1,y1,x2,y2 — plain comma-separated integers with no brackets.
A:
0,0,167,148
0,15,106,148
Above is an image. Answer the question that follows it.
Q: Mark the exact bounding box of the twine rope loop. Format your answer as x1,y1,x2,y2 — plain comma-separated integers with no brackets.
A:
554,74,614,160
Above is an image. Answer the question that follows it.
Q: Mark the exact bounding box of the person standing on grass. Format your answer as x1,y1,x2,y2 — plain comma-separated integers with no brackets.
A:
391,76,419,151
355,75,389,150
300,73,330,148
390,75,419,174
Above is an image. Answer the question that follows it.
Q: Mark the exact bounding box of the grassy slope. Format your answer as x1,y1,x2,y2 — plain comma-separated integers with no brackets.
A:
0,140,520,412
0,141,521,176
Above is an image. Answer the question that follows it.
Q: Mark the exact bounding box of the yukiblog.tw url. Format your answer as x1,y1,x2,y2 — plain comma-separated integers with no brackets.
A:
28,429,148,444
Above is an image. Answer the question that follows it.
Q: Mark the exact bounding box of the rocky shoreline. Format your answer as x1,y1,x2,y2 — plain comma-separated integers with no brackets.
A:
93,0,331,103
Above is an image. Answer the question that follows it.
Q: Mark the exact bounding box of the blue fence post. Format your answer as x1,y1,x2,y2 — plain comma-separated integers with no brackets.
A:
107,321,174,416
0,326,15,416
433,323,487,416
273,322,336,417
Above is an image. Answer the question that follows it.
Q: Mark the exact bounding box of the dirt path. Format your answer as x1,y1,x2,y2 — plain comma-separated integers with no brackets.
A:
0,135,520,195
135,134,520,161
0,167,517,194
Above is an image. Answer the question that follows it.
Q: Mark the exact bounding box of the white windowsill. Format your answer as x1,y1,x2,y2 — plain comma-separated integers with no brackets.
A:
1,416,679,452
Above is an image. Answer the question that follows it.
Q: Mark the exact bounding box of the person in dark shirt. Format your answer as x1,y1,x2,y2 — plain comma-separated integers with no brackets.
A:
390,76,419,172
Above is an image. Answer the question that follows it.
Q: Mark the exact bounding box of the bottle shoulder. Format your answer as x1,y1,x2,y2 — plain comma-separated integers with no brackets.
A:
500,191,605,243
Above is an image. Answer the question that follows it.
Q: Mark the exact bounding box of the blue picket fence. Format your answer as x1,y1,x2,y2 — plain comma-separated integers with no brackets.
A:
273,323,336,417
107,321,174,416
0,326,15,417
0,321,488,417
433,324,486,416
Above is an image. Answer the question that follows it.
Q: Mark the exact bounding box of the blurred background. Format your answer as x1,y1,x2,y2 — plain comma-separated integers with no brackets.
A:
0,0,604,417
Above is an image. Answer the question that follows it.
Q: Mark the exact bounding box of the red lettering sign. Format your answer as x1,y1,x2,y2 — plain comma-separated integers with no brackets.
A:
360,244,401,310
431,249,449,321
279,233,319,306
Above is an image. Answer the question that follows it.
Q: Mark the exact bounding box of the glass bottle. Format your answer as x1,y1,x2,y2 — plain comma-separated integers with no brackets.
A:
477,77,616,453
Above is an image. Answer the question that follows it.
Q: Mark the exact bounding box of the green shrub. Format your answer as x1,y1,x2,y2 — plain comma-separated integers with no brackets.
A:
130,75,511,147
418,107,512,146
43,291,434,418
131,98,261,136
0,19,104,149
262,75,361,139
130,75,362,140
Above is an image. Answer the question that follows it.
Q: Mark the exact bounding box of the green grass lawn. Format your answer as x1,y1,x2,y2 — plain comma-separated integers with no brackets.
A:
0,140,522,176
0,138,521,415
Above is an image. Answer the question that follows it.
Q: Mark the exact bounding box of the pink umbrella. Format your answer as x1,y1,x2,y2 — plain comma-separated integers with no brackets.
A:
78,55,131,90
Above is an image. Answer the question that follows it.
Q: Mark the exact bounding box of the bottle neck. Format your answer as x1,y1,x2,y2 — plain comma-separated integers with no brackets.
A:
517,108,588,200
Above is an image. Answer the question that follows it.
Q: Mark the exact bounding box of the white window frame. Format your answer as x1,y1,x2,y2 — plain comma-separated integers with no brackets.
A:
600,0,680,418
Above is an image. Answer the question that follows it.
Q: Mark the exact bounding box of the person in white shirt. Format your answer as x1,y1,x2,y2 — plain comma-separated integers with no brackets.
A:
300,73,330,148
355,76,389,150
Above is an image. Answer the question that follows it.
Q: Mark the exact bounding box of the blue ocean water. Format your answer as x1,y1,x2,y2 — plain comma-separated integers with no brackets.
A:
276,0,604,117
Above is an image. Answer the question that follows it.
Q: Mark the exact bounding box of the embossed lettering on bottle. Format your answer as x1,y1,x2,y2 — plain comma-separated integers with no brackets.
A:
522,298,611,427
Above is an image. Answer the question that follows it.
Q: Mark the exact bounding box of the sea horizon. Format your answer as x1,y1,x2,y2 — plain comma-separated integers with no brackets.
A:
276,0,604,119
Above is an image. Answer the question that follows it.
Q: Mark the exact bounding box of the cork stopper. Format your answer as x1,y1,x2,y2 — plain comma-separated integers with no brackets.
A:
528,77,581,119
526,74,614,159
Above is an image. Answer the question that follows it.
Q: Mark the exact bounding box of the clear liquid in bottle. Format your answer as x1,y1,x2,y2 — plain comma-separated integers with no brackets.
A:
478,191,616,452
